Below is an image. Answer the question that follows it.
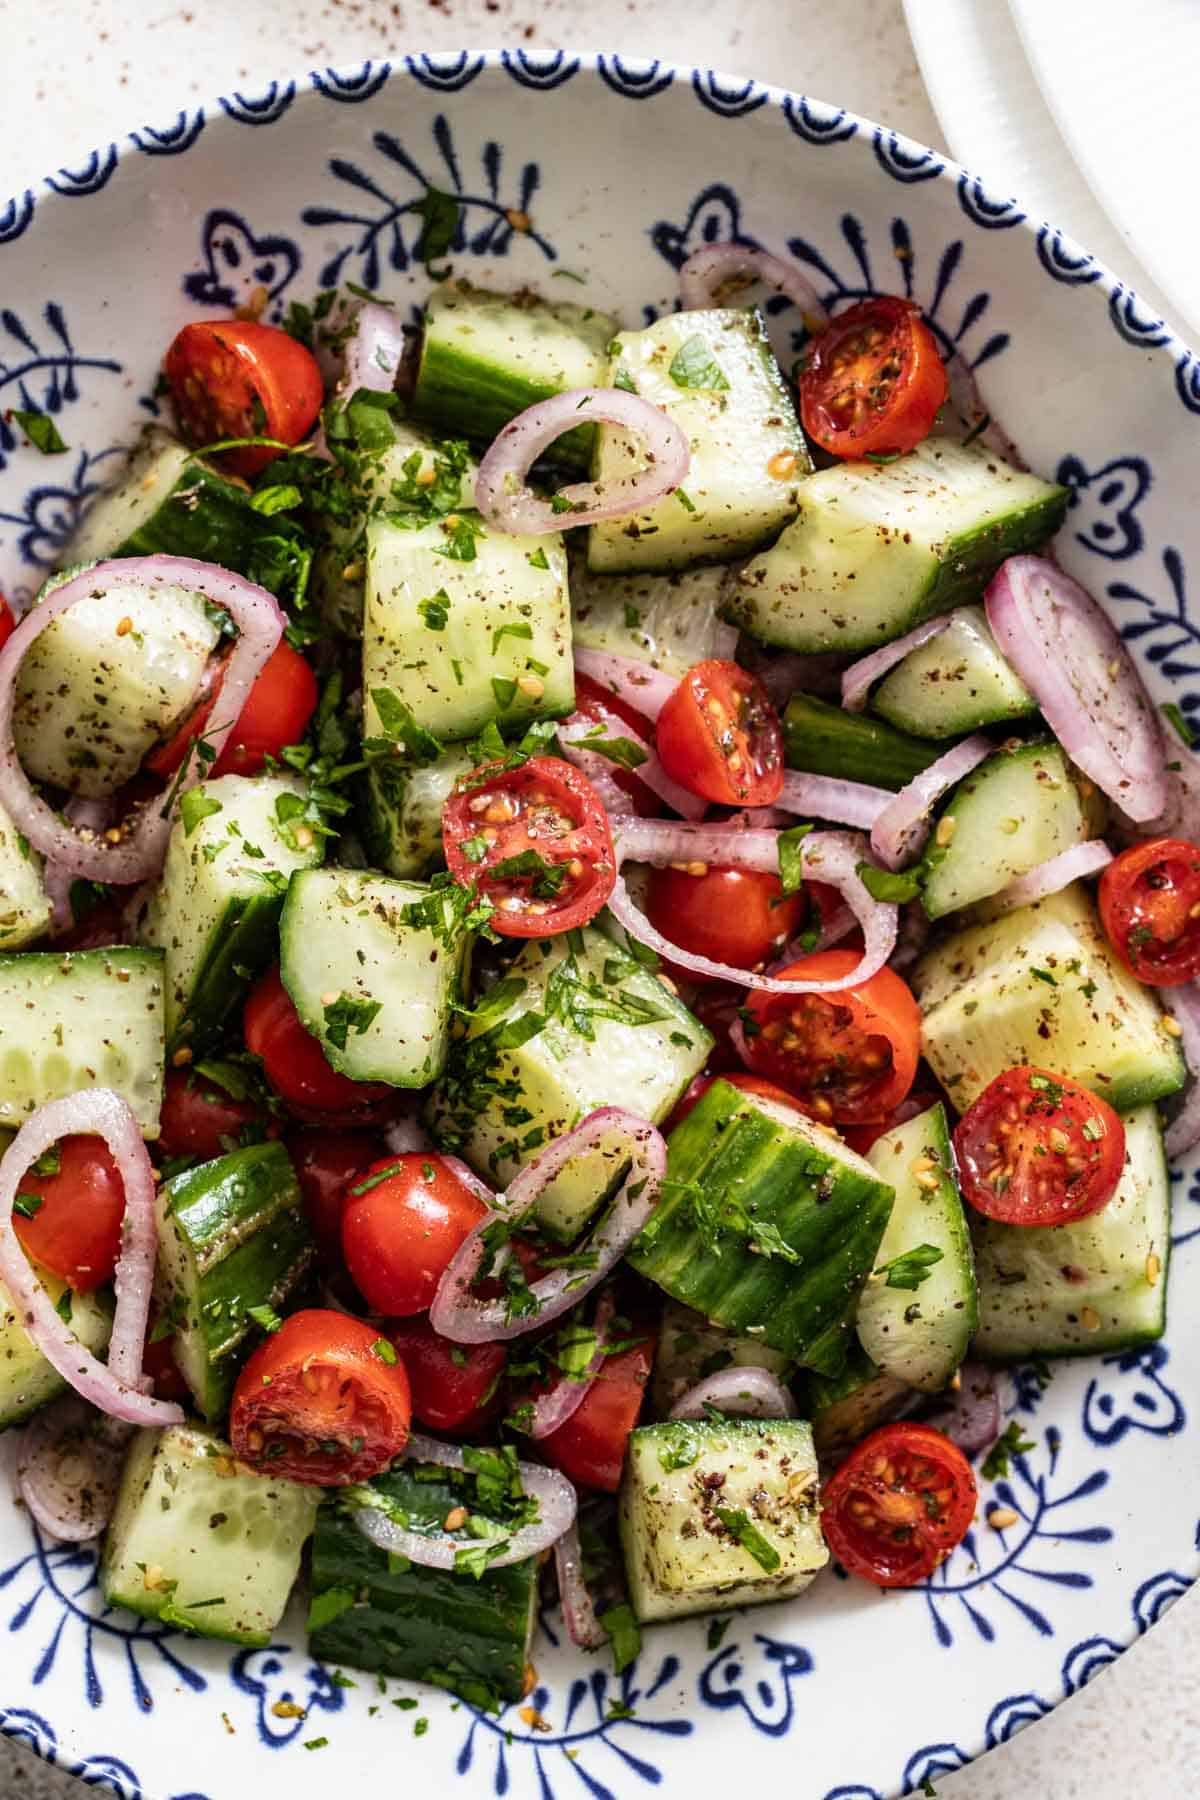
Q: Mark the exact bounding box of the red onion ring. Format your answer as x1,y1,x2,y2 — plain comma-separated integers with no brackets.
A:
1162,982,1200,1158
678,243,829,329
985,556,1167,823
779,769,891,831
17,1396,130,1543
431,1109,665,1345
990,839,1114,911
476,388,690,536
557,735,635,818
869,734,994,871
669,1366,796,1420
528,1289,615,1439
841,616,952,713
554,1519,608,1651
740,641,850,708
943,354,1025,467
610,819,898,992
352,1429,577,1569
572,649,679,723
924,1363,1005,1456
712,620,740,661
559,710,705,820
0,557,283,882
0,1092,183,1427
340,301,406,397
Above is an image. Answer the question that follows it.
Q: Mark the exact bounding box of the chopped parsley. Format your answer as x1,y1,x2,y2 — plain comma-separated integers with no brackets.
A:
369,687,444,765
13,1192,44,1219
1161,701,1197,748
980,1420,1036,1480
776,823,813,897
12,408,68,455
856,862,922,904
436,513,485,563
491,621,534,655
418,589,451,631
714,1506,780,1573
246,1303,283,1334
1030,967,1058,987
180,790,222,838
527,546,550,570
414,183,461,274
668,334,730,391
322,994,383,1051
878,1242,944,1292
597,1603,641,1674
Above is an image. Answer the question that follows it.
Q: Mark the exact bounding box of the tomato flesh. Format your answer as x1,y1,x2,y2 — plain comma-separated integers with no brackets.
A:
0,595,14,651
164,319,324,478
12,1137,126,1293
821,1422,976,1587
229,1309,411,1485
646,864,805,971
289,1127,383,1260
244,966,389,1120
157,1069,269,1161
841,1089,942,1156
442,755,616,937
386,1316,505,1434
798,297,947,459
655,660,784,807
145,641,318,781
541,1338,654,1494
1099,835,1200,986
743,948,920,1125
953,1066,1125,1227
668,1071,807,1131
341,1153,488,1316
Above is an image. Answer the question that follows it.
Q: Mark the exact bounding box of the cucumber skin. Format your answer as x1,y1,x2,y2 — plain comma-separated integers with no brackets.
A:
168,893,288,1058
801,1339,913,1458
117,462,311,607
629,1080,895,1375
783,692,943,791
0,1269,112,1430
415,338,597,468
918,489,1068,619
309,1467,537,1709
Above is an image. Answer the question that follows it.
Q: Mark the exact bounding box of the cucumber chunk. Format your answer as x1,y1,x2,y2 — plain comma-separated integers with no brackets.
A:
363,512,574,745
588,308,809,574
0,1266,111,1430
915,884,1185,1112
859,1103,977,1391
920,741,1105,920
308,1461,539,1708
413,279,619,469
357,743,476,879
156,1142,314,1421
803,1341,914,1459
619,1417,826,1623
783,691,944,791
973,1105,1169,1358
281,868,465,1087
650,1299,795,1415
872,603,1036,738
0,801,50,949
141,774,323,1056
570,561,733,677
15,573,221,798
630,1080,895,1373
101,1424,319,1646
0,948,164,1135
427,927,710,1240
726,438,1068,652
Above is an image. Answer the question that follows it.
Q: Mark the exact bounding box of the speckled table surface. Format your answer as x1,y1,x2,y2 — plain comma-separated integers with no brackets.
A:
1,0,1196,1793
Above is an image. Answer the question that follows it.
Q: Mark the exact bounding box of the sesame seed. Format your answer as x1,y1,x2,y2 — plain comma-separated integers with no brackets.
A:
935,815,957,848
320,990,341,1008
294,825,315,849
686,860,708,878
172,1047,193,1067
1145,1252,1161,1287
443,1506,468,1531
115,616,133,637
916,1170,941,1191
506,209,532,233
988,1507,1018,1530
1080,1305,1102,1331
1161,1013,1184,1037
768,449,799,480
516,673,545,700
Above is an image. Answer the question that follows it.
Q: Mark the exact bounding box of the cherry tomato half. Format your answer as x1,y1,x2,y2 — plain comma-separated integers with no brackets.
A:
668,1071,808,1132
244,966,390,1121
157,1068,270,1161
289,1127,383,1261
541,1338,655,1494
142,1325,192,1406
0,595,15,652
443,755,617,937
743,947,920,1126
11,1137,126,1293
1099,836,1200,986
229,1309,411,1485
821,1421,976,1587
655,660,784,808
798,297,947,459
145,641,318,781
164,319,324,478
573,672,662,816
341,1153,489,1316
953,1066,1126,1227
385,1316,506,1435
646,864,805,972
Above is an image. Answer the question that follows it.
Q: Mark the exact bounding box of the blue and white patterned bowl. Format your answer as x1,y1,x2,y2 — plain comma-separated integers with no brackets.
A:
0,52,1197,1800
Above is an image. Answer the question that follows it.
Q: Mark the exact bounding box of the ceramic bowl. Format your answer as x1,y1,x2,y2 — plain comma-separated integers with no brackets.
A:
0,51,1197,1800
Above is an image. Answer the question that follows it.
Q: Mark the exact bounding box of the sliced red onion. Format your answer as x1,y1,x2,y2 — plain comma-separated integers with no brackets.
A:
679,243,829,328
841,616,952,713
991,839,1114,911
340,302,406,397
779,769,891,831
528,1289,615,1440
476,389,690,536
352,1429,576,1569
740,641,849,708
43,798,117,933
670,1366,797,1420
558,735,636,818
17,1396,130,1543
555,1519,608,1651
712,620,740,661
943,354,1025,467
890,899,933,974
727,806,795,831
766,897,858,974
0,557,283,883
610,820,898,992
439,1153,499,1212
869,734,994,871
573,649,679,723
559,709,705,820
0,1092,182,1427
986,557,1167,822
924,1363,1005,1456
431,1109,666,1345
1162,982,1200,1158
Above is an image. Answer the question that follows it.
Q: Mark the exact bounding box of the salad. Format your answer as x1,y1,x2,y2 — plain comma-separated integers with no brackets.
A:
0,239,1194,1709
